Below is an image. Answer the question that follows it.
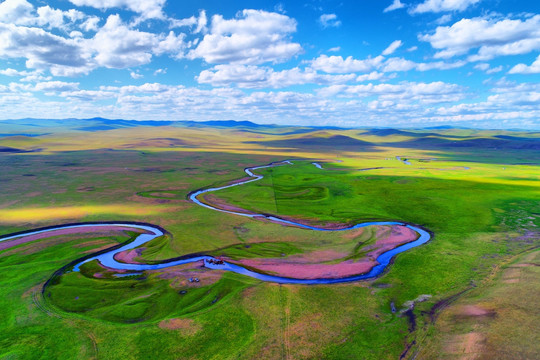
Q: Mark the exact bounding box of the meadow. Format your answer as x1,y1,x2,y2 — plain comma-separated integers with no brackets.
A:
0,120,538,359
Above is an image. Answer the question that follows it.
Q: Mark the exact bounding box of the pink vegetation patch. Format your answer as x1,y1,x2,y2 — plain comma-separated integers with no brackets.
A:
363,225,419,259
234,258,376,279
156,261,223,286
456,305,496,317
0,226,148,251
114,248,144,264
201,194,255,214
229,225,419,279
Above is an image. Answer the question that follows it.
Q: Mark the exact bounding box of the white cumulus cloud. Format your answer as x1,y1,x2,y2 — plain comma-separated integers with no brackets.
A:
382,40,403,55
0,0,33,25
311,55,385,73
383,0,405,13
317,81,466,104
420,15,540,60
68,0,167,20
509,54,540,74
0,22,93,76
92,15,158,68
197,64,356,88
474,63,503,74
319,14,341,28
92,15,186,68
0,68,31,76
0,0,91,31
311,53,466,74
411,0,481,14
382,57,416,71
189,9,301,65
34,80,79,92
170,10,207,34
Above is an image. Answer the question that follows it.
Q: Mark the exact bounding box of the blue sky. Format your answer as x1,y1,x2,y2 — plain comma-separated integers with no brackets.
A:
0,0,539,129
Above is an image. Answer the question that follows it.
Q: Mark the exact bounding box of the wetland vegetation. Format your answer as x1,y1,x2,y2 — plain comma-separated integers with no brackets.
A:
0,120,538,359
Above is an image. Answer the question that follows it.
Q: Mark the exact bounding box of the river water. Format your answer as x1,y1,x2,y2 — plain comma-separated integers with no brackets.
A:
0,160,431,284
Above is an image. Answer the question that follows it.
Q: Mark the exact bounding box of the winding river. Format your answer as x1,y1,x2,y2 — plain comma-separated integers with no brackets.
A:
0,160,431,284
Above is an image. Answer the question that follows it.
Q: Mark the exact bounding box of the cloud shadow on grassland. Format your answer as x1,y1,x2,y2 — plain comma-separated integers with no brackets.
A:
246,135,381,152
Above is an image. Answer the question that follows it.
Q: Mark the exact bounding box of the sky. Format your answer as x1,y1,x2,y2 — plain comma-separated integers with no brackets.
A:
0,0,539,129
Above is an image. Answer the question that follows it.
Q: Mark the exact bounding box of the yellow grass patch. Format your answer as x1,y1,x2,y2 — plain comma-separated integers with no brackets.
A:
0,205,157,223
443,331,485,359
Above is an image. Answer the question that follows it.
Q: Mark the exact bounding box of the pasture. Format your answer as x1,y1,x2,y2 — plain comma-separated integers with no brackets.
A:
0,121,538,359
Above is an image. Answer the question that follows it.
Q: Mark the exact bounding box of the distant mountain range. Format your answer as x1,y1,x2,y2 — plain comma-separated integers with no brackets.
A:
0,118,275,136
1,118,539,155
0,117,537,134
1,117,265,128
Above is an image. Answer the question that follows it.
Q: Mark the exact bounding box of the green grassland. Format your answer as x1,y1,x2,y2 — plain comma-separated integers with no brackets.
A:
415,249,540,359
0,123,539,359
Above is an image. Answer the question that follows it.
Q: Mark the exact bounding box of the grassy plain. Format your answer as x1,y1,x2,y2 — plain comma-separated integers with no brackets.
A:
0,121,539,359
415,249,540,359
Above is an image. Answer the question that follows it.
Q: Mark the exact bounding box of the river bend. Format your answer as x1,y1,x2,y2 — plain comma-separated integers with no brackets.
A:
0,161,431,284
